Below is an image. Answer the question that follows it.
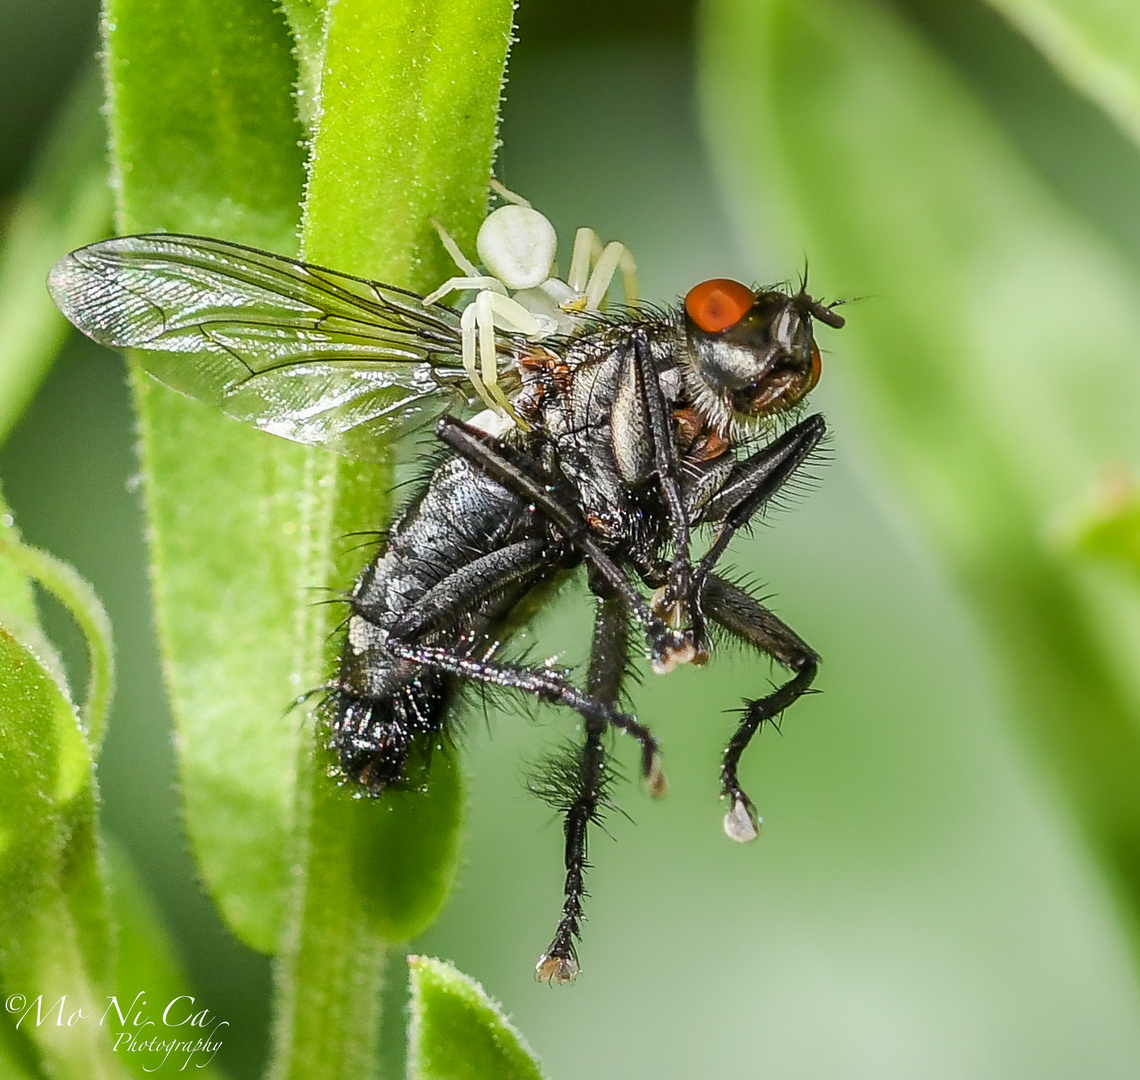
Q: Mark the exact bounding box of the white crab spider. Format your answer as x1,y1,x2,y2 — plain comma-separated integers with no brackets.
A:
423,181,638,424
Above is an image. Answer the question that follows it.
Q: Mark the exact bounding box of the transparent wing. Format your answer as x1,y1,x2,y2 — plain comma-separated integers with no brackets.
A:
48,233,514,461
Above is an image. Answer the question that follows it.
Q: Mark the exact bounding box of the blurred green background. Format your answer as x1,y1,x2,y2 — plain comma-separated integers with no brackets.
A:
4,0,1140,1078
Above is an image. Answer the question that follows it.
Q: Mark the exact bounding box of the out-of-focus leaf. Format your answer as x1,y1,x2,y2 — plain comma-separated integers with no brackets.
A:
0,65,111,447
103,839,227,1080
1064,469,1140,582
700,0,1140,959
984,0,1140,149
407,956,548,1080
0,1022,40,1080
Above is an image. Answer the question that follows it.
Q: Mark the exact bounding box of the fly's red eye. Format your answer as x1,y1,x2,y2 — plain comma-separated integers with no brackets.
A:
684,279,754,333
806,341,822,392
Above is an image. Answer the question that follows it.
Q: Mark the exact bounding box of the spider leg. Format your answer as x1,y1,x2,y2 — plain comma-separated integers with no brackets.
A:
428,216,480,277
701,573,819,843
458,303,497,414
421,273,503,306
537,588,650,984
567,227,603,296
567,227,638,309
488,177,533,208
584,240,637,311
473,290,549,423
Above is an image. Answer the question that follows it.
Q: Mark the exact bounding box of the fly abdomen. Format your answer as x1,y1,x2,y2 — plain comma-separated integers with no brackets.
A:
330,452,546,794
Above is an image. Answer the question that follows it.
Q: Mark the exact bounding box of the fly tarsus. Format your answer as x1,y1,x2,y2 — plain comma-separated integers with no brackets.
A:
702,573,820,842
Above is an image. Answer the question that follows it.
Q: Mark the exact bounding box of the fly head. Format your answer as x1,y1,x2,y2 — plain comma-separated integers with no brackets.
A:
682,278,844,431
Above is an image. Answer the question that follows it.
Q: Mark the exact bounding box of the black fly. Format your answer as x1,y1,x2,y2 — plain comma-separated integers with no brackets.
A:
48,213,844,983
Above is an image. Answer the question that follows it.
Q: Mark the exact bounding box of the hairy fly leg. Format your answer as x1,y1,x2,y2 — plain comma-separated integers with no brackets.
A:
701,574,818,842
384,539,556,639
680,416,825,842
434,416,690,668
693,414,826,591
534,589,644,984
335,541,559,791
380,638,660,779
627,329,697,670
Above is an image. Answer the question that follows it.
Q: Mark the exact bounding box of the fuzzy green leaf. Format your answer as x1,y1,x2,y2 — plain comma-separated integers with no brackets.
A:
0,495,39,635
0,625,119,1078
301,0,517,281
407,957,548,1080
0,494,120,1077
277,0,326,129
0,534,114,752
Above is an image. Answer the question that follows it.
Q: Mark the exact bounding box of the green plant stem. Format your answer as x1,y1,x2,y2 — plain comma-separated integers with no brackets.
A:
268,2,515,1076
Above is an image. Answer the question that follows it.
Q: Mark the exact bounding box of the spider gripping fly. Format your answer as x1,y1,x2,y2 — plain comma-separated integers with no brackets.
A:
48,203,844,984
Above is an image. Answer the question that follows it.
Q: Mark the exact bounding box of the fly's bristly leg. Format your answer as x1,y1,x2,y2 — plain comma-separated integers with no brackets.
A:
381,638,660,779
686,368,825,835
434,415,688,665
693,414,826,592
335,469,557,795
383,538,556,639
629,330,697,667
536,589,648,984
701,573,819,843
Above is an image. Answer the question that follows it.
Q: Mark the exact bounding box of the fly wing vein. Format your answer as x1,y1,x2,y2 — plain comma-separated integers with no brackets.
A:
47,232,513,459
